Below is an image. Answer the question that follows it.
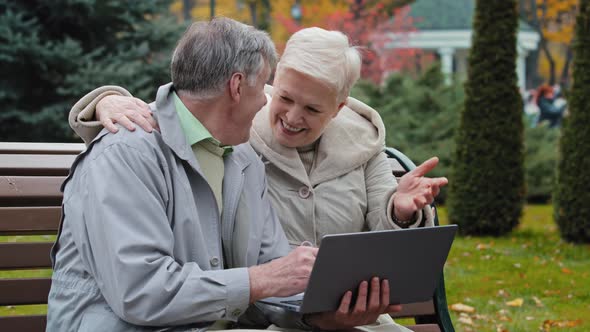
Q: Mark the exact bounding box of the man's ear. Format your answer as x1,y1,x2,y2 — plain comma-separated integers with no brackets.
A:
229,72,243,102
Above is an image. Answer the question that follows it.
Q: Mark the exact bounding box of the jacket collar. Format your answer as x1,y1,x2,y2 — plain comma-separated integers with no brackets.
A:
154,83,250,172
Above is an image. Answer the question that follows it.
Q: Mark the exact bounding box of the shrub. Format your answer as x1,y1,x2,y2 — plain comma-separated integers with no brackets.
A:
554,0,590,243
447,0,525,236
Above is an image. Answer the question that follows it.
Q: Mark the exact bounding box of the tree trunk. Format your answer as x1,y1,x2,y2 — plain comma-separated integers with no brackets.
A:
526,49,542,87
182,0,192,21
540,38,556,85
520,0,543,87
560,45,574,88
249,2,257,27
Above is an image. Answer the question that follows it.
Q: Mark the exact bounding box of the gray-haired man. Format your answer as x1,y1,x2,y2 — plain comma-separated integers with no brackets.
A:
47,18,316,331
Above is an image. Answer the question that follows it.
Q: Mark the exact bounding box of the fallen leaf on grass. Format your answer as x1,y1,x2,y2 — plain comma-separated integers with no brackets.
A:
476,243,491,250
473,314,491,321
506,298,524,307
542,319,582,330
450,303,475,313
532,296,544,307
561,268,572,274
458,314,474,326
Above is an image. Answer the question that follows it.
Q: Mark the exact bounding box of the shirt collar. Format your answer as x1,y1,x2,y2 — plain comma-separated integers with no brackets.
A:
173,91,233,155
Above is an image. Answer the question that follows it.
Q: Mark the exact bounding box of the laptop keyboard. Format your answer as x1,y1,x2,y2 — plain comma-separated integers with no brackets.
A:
281,299,303,306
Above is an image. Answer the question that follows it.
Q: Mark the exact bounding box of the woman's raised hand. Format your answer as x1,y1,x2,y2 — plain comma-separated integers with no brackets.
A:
96,95,158,133
393,157,448,221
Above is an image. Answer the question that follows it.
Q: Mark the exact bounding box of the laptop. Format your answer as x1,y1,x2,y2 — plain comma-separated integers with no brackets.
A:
259,225,457,314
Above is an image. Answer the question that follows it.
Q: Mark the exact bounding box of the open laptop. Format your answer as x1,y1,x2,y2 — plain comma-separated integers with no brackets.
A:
259,224,457,314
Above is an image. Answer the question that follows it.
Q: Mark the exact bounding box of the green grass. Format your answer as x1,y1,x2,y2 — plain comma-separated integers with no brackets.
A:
0,235,54,316
439,205,590,332
2,206,589,332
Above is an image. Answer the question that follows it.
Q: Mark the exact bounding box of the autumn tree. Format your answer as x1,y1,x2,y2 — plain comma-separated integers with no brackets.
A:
172,0,271,30
274,0,419,83
448,0,525,235
554,0,590,243
519,0,578,87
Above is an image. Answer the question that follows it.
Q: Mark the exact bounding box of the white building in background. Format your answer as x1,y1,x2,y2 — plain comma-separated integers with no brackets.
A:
385,0,540,89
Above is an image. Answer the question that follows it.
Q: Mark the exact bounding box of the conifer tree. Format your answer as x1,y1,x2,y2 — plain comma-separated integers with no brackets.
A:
0,0,185,142
554,0,590,243
448,0,525,235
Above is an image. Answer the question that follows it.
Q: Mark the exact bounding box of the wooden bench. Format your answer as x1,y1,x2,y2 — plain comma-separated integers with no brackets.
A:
0,142,455,332
0,142,84,331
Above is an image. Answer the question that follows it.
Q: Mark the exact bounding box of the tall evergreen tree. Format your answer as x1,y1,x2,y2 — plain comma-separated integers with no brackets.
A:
448,0,525,235
0,0,185,142
554,0,590,243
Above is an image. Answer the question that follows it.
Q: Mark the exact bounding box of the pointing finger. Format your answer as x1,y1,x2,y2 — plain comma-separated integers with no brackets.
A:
411,157,439,177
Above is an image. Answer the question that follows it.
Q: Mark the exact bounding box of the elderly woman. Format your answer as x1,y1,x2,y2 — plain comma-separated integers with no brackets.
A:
70,27,447,331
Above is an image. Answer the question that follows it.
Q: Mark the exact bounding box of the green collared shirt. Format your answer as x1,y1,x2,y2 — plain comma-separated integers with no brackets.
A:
173,92,232,214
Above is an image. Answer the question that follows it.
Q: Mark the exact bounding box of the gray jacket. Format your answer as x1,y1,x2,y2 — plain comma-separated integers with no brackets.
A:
47,83,290,331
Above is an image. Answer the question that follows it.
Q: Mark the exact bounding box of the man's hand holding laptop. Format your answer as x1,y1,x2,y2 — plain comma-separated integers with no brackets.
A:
249,245,319,300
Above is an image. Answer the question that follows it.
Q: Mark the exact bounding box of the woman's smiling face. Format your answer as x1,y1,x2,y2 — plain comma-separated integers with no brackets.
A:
269,67,344,148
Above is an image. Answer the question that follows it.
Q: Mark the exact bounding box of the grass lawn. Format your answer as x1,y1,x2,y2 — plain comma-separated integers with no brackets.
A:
2,205,589,332
438,205,590,332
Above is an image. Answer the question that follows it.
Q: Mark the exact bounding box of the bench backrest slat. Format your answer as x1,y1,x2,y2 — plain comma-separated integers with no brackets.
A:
0,243,53,269
0,207,60,235
388,158,407,178
0,176,65,200
0,142,84,155
0,278,52,305
390,300,435,318
0,154,77,176
405,324,441,332
0,315,47,331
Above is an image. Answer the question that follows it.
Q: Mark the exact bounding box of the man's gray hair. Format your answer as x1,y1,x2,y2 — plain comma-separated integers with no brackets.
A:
171,17,278,99
277,27,361,103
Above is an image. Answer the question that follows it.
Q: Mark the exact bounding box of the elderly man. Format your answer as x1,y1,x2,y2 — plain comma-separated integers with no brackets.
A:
47,18,317,331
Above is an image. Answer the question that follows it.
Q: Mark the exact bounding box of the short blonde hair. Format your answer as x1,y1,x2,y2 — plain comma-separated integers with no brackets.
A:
277,27,361,102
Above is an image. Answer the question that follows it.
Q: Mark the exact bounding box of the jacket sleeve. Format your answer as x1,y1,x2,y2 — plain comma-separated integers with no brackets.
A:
69,85,132,145
69,141,251,326
538,97,567,115
364,152,434,230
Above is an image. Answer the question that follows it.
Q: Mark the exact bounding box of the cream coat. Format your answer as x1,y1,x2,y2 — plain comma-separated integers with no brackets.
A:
251,86,434,247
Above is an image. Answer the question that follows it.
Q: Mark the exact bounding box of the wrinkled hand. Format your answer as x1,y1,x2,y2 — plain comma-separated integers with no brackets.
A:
394,157,448,221
306,277,402,330
96,95,158,133
248,246,318,302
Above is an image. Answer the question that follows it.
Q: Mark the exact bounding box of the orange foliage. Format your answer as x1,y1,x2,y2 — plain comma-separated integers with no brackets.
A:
534,0,578,81
169,0,419,83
